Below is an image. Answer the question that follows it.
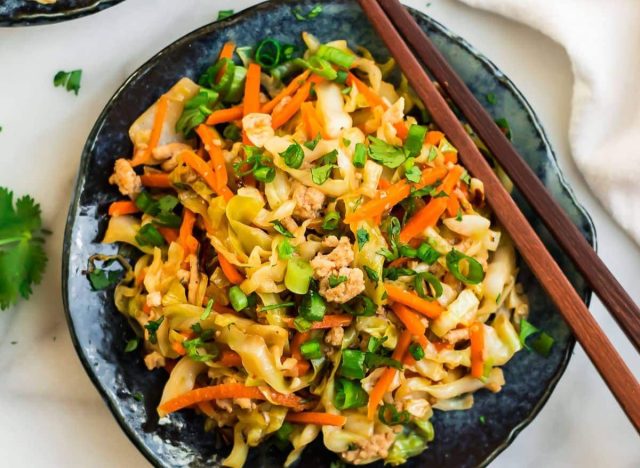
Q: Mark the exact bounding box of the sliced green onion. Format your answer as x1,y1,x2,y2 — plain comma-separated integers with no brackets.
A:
292,5,323,21
378,403,410,425
519,318,555,357
199,58,235,94
124,338,139,353
255,38,282,68
285,258,314,294
135,224,165,247
155,212,182,228
335,70,348,84
399,244,417,258
275,421,294,447
300,339,323,359
300,290,326,321
446,249,485,284
403,124,428,158
319,149,338,165
367,336,388,353
414,271,443,299
416,243,440,264
322,211,341,231
339,349,366,379
383,267,415,280
295,56,337,81
222,66,247,104
334,378,368,410
223,124,242,142
293,316,313,332
364,353,402,370
271,60,303,82
317,45,356,69
342,294,376,317
353,142,367,168
253,165,275,183
311,164,334,185
304,133,321,150
280,142,305,169
217,9,234,20
228,285,248,311
135,191,155,213
409,342,425,360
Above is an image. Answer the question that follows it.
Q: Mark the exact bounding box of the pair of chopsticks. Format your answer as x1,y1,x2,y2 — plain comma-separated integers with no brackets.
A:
357,0,640,432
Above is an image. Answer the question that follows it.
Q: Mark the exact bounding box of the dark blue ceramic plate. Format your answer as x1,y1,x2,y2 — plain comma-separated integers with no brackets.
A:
0,0,124,26
62,1,595,466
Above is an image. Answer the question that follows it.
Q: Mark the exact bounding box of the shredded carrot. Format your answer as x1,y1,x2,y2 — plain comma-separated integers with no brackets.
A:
395,121,409,140
446,192,460,217
219,41,235,60
218,350,243,367
140,173,172,188
272,81,312,129
285,412,346,427
344,166,448,224
159,383,303,415
377,178,392,190
261,70,311,114
196,125,233,201
425,131,444,146
291,331,311,377
414,334,429,349
470,323,485,378
213,302,238,316
347,73,386,107
387,257,410,268
216,250,244,285
384,283,443,319
367,330,412,419
390,303,426,336
399,165,464,243
171,341,186,356
180,150,225,197
142,302,152,315
244,63,262,116
157,227,179,244
443,151,458,164
132,95,169,166
108,200,139,217
206,106,243,126
179,209,198,256
300,101,327,140
283,314,353,329
198,400,217,418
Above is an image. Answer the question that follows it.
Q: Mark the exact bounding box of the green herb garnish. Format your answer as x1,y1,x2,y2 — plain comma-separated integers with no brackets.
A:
53,69,82,95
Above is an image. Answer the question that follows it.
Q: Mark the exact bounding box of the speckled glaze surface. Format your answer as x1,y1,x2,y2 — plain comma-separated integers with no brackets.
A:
0,0,124,26
62,1,595,466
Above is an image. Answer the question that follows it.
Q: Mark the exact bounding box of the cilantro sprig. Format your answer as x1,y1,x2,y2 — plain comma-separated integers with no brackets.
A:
0,188,48,310
53,70,82,95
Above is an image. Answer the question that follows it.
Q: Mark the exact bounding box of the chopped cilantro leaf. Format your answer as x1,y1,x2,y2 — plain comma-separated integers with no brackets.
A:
278,239,295,259
144,317,164,344
356,227,369,250
311,164,334,185
495,117,512,140
405,164,422,183
53,69,82,95
363,265,379,283
328,275,348,288
217,9,234,20
272,220,294,238
367,136,407,168
304,133,321,150
0,188,48,310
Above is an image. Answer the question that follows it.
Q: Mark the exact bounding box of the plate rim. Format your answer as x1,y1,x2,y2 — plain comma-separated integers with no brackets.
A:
62,1,596,466
0,0,125,27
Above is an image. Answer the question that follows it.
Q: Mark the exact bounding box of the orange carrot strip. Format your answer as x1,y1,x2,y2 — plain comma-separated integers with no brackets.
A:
291,331,312,377
283,314,353,330
300,101,327,140
390,303,426,336
196,125,233,201
132,95,169,166
377,178,392,190
157,227,179,244
367,330,412,419
347,73,386,108
108,200,139,217
198,400,217,418
216,250,244,285
425,131,444,146
244,63,262,116
179,209,198,256
344,166,448,224
181,150,222,195
399,165,464,243
285,412,346,427
159,383,302,415
384,284,443,319
219,41,235,60
140,173,172,188
213,302,238,316
206,106,243,126
171,341,186,356
272,81,312,129
387,257,410,268
218,350,243,367
470,323,485,378
261,70,311,114
446,192,460,217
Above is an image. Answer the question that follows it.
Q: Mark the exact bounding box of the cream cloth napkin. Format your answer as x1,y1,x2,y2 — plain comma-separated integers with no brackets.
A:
459,0,640,244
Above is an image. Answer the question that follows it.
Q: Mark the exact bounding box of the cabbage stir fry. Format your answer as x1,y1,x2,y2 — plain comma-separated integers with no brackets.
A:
101,33,529,467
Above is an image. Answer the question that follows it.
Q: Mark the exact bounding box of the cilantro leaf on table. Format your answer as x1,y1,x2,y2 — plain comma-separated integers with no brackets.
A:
0,188,48,310
53,70,82,95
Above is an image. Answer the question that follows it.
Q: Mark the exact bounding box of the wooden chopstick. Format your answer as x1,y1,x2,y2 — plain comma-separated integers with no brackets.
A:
357,0,640,432
377,0,640,356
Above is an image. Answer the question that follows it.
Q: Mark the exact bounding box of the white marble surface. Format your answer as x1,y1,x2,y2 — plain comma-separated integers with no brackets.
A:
0,0,638,466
